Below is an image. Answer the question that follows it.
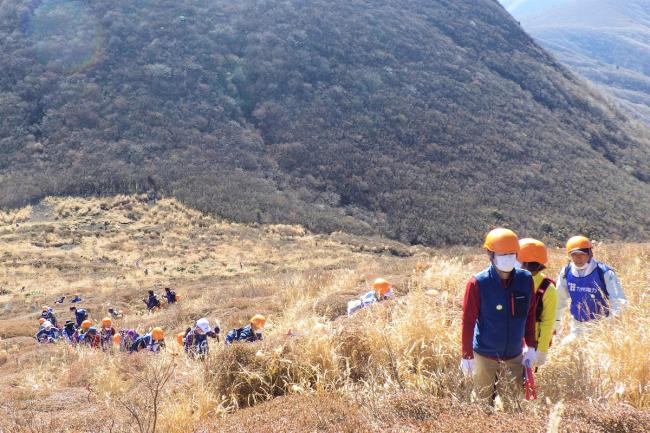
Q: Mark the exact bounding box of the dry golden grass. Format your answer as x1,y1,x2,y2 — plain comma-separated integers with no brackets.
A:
0,195,648,432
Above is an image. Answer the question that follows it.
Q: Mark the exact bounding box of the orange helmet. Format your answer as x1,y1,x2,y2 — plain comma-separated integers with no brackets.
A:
38,317,46,325
566,236,593,254
101,317,112,328
81,320,92,330
517,238,548,265
42,306,49,312
176,332,185,345
372,278,392,296
250,314,266,329
151,327,165,341
484,228,519,254
112,334,122,345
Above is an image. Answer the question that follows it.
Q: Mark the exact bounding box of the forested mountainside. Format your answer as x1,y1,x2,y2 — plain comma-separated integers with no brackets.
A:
503,0,650,125
2,0,650,245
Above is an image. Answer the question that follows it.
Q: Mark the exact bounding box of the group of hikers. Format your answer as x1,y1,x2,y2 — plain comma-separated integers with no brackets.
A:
461,228,626,405
34,287,268,356
33,229,626,405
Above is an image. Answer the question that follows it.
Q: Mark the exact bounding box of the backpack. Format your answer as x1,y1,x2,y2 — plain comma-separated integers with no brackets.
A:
225,328,242,344
535,277,554,322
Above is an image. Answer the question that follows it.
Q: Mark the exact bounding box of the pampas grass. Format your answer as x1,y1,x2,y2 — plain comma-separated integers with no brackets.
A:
0,196,648,432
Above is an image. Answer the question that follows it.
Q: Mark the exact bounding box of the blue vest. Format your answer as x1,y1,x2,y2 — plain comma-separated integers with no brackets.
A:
473,266,533,359
565,262,610,322
75,309,88,326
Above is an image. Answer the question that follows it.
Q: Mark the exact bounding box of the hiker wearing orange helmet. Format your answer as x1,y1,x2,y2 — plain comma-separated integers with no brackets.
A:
555,236,626,344
347,278,394,316
461,228,537,405
99,317,117,351
225,315,265,344
130,327,166,353
79,319,93,336
516,238,557,367
35,320,60,343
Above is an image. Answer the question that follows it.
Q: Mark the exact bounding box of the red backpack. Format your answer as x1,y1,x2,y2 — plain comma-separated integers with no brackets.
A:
535,277,555,322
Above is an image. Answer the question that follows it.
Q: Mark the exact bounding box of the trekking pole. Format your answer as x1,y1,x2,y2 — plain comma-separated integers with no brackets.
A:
524,359,537,400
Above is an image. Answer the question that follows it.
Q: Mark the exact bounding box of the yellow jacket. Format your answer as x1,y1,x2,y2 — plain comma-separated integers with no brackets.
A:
533,272,558,353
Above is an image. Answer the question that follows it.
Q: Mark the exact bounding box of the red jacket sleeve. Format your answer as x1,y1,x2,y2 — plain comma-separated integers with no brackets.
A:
524,279,537,349
461,277,480,359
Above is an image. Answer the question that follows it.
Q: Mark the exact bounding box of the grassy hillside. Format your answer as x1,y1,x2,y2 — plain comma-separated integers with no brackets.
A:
0,196,648,432
2,0,650,246
503,0,650,125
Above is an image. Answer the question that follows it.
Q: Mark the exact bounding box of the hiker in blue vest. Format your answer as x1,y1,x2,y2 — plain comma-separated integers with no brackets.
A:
143,290,161,311
225,315,265,344
61,320,79,344
555,236,626,344
347,278,394,316
461,228,537,405
130,327,165,353
164,287,177,305
184,318,220,358
35,321,60,343
40,306,58,328
70,306,89,327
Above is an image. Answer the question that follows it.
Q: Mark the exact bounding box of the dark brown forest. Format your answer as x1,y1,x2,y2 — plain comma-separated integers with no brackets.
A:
2,0,650,246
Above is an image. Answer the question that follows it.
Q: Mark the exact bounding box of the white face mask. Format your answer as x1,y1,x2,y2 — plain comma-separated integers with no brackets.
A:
574,262,589,271
514,260,522,270
494,254,517,273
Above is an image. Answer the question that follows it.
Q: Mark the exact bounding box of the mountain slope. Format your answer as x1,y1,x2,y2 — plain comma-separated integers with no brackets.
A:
2,0,650,246
502,0,650,125
0,196,649,432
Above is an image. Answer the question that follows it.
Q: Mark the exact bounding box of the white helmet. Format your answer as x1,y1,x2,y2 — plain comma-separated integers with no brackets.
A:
196,318,210,333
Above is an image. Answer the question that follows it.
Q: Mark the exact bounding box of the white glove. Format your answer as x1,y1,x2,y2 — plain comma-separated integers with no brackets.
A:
460,358,475,377
535,351,547,367
522,347,536,366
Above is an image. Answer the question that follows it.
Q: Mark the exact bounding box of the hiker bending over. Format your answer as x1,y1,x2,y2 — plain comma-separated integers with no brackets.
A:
143,290,161,311
118,329,140,352
164,287,178,305
555,236,626,344
79,327,100,348
41,306,58,328
108,308,123,319
35,321,60,343
62,320,79,344
130,327,165,353
99,317,117,351
184,318,220,358
225,315,265,344
347,278,394,316
461,228,537,406
516,239,558,367
70,306,89,327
